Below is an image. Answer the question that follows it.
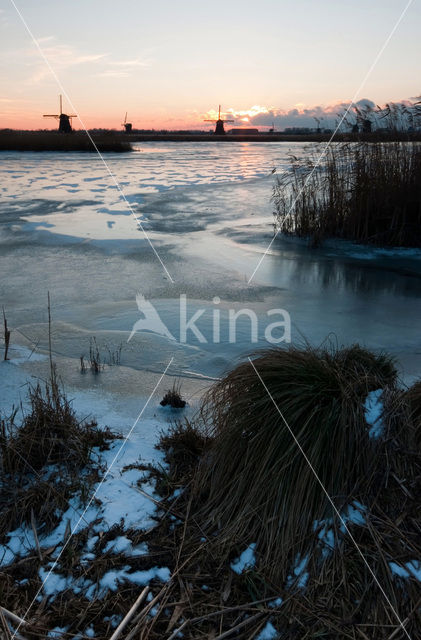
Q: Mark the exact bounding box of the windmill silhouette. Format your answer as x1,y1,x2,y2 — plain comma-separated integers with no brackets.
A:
122,112,132,133
204,105,234,135
43,95,76,133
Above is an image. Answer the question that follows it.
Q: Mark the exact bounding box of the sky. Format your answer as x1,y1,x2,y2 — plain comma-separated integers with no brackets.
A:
0,0,420,130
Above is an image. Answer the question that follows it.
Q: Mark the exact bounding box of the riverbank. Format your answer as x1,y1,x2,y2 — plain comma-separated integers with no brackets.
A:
2,130,421,149
126,131,421,143
0,131,132,152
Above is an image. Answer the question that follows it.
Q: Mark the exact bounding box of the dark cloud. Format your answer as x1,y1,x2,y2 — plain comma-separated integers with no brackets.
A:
248,97,413,130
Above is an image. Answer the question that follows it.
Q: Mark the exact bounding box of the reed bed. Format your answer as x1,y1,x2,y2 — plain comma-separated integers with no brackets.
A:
0,131,132,152
273,141,421,247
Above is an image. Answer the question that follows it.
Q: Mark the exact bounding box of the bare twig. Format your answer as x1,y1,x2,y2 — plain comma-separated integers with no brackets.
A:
0,607,29,640
0,608,12,640
213,611,265,639
30,508,43,562
109,586,149,640
3,307,11,361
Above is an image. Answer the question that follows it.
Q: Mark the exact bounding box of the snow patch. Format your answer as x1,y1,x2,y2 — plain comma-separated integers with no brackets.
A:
268,597,283,608
389,560,421,581
256,621,279,639
96,565,171,597
286,554,309,589
230,543,256,574
364,389,384,438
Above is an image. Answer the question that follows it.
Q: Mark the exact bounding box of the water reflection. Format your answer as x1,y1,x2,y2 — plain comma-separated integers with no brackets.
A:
288,253,421,297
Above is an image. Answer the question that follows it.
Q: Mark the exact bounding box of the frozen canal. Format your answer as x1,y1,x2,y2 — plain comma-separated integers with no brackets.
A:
1,141,421,405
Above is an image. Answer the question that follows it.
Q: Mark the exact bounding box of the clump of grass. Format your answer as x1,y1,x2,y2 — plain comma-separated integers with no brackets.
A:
156,419,210,485
160,381,186,408
80,337,123,373
0,376,117,539
193,344,397,582
88,336,103,373
1,380,110,473
273,141,421,247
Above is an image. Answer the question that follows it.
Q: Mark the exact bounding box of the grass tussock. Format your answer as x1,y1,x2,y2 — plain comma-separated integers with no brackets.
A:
0,377,117,541
160,381,186,408
156,419,211,486
1,380,113,473
193,345,397,582
273,141,421,247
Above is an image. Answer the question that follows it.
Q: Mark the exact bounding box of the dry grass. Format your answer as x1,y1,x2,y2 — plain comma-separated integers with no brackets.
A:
1,381,114,474
0,377,118,542
2,308,10,361
273,141,421,247
77,379,419,639
118,362,420,639
1,347,421,638
192,344,397,583
80,337,123,374
160,381,186,409
156,419,211,489
406,380,421,450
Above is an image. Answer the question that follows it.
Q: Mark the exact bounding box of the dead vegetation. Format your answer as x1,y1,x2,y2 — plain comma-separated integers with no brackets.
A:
2,308,10,361
193,344,397,584
160,381,186,409
1,346,421,638
126,346,419,639
0,375,118,544
273,141,421,247
80,337,123,374
406,379,421,450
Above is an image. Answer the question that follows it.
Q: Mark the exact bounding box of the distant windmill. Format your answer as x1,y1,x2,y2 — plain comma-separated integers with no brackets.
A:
122,112,132,133
204,105,234,135
43,95,76,133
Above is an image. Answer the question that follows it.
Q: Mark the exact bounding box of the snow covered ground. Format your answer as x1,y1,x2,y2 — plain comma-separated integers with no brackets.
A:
0,347,192,608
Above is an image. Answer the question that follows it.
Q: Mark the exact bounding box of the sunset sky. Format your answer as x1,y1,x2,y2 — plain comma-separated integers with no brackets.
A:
0,0,420,130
